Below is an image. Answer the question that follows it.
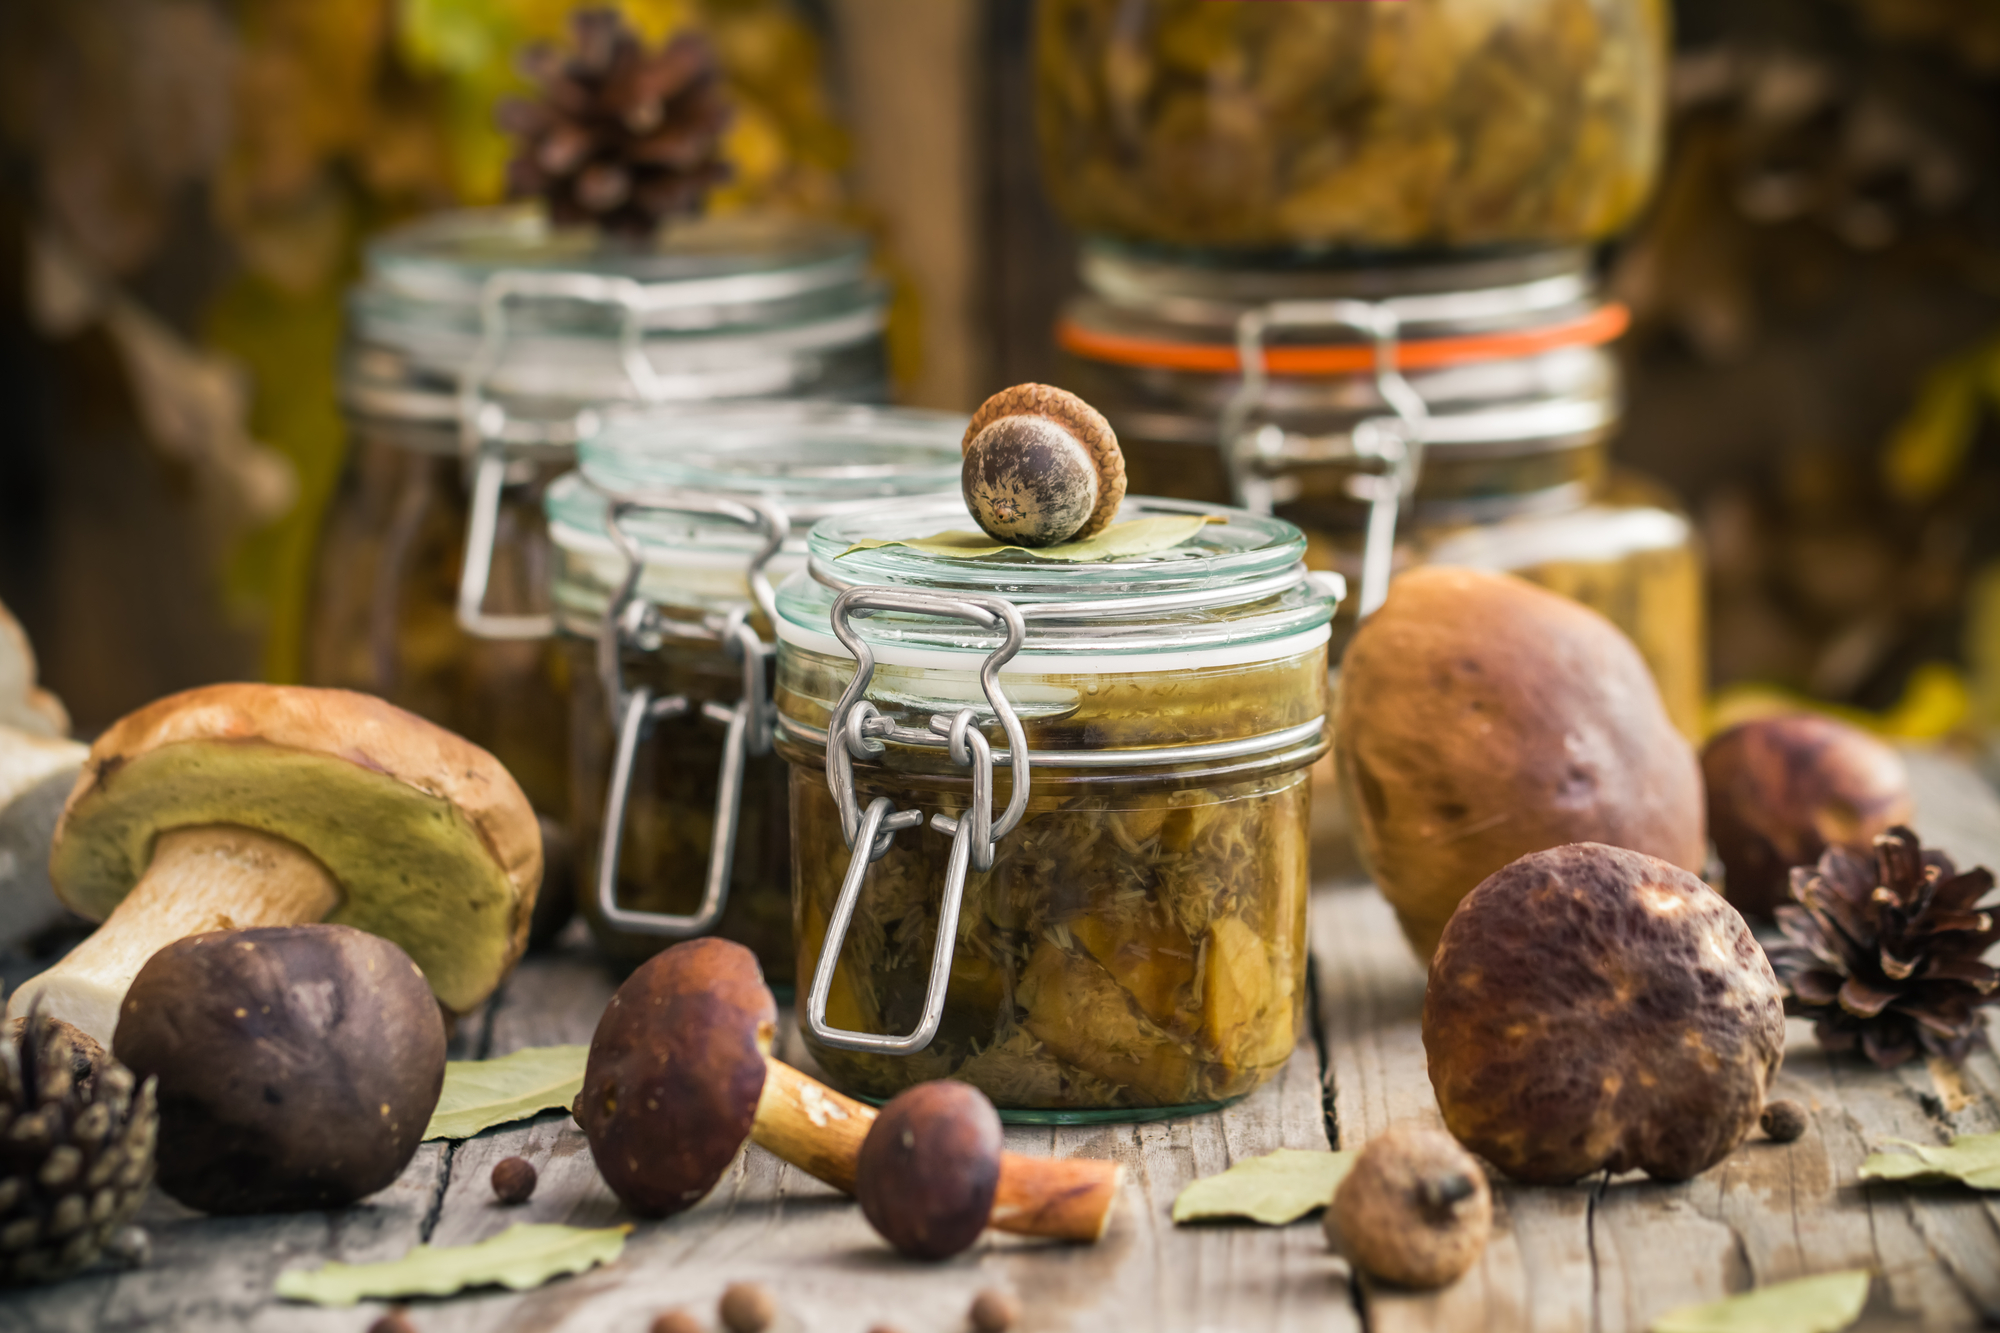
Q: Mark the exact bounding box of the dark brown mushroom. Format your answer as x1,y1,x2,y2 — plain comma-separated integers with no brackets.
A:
857,1080,1002,1259
575,939,1122,1242
1702,714,1914,917
960,384,1125,547
112,923,447,1214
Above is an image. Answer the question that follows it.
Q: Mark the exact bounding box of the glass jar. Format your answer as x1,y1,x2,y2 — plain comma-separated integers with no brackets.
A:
1059,244,1704,735
308,207,888,927
773,496,1339,1119
1036,0,1667,251
547,405,964,982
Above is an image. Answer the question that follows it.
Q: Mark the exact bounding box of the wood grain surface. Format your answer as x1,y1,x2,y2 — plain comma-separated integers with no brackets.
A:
2,750,1996,1331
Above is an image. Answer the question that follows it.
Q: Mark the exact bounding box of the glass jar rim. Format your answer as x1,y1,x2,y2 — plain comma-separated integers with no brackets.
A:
777,496,1335,670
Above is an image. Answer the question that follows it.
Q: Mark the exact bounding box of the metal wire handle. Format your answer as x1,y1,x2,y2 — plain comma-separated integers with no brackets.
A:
804,587,1028,1053
455,270,668,639
588,491,787,939
1218,298,1430,618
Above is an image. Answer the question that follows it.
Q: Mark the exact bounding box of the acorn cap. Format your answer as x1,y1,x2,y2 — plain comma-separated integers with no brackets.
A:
960,384,1125,547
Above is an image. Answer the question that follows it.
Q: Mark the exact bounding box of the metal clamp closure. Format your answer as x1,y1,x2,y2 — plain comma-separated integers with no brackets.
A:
590,489,788,939
1218,299,1429,619
456,271,669,639
805,588,1028,1054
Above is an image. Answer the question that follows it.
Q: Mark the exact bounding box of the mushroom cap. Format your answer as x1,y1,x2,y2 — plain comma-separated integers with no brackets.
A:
1423,843,1785,1184
112,923,447,1214
1702,714,1913,917
961,384,1125,546
51,684,541,1014
575,938,774,1217
857,1080,1002,1259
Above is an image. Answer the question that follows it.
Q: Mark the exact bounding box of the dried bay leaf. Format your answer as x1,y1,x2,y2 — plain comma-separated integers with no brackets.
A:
1859,1131,2000,1189
1650,1271,1871,1333
424,1043,589,1141
1170,1148,1355,1226
275,1223,631,1307
839,515,1222,564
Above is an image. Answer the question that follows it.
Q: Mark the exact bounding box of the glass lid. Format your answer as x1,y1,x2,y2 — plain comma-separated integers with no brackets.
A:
777,496,1335,663
548,402,967,570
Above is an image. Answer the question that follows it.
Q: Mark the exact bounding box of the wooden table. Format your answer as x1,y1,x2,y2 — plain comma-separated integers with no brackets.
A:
6,751,2000,1332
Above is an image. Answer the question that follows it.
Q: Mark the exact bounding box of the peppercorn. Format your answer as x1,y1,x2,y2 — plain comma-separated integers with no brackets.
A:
720,1281,777,1333
1761,1099,1809,1143
970,1287,1020,1332
491,1155,538,1204
369,1312,417,1333
652,1310,705,1333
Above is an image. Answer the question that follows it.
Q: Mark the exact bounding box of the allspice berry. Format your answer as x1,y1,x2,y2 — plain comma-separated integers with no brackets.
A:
719,1281,777,1333
491,1156,537,1205
652,1310,706,1333
969,1287,1020,1332
1327,1126,1492,1289
369,1312,417,1333
1761,1099,1809,1143
960,384,1125,547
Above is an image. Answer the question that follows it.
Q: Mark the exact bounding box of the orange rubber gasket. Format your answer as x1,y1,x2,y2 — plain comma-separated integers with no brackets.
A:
1057,301,1630,375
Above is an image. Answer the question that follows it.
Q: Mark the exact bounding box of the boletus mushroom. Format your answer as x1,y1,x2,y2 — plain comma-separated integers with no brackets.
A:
1702,714,1914,917
856,1080,1002,1259
1424,843,1785,1184
960,384,1125,547
113,923,446,1213
6,684,541,1043
576,939,1121,1242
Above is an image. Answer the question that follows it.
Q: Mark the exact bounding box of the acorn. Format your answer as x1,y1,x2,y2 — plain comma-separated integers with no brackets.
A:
960,384,1125,547
1326,1126,1492,1289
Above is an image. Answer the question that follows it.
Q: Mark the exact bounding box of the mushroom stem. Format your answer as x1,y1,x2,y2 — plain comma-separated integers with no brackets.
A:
751,1059,1122,1243
7,825,340,1042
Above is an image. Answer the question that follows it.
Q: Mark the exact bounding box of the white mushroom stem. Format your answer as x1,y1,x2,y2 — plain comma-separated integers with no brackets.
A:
6,824,340,1044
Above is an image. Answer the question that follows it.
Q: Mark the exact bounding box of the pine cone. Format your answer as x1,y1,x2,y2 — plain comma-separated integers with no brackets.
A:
499,9,733,237
0,1012,158,1284
1768,826,2000,1069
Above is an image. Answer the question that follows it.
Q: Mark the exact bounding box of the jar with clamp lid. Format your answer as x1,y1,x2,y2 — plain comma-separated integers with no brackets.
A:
773,497,1340,1119
1036,0,1666,252
1060,244,1703,734
547,405,963,980
306,207,889,921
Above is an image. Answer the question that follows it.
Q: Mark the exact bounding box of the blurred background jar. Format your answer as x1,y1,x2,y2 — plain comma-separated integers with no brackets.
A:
305,207,888,937
546,403,962,981
1036,0,1667,253
1061,243,1703,737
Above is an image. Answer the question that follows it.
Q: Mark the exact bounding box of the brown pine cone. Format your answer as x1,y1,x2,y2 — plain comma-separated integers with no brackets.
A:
1767,826,1999,1068
499,9,733,236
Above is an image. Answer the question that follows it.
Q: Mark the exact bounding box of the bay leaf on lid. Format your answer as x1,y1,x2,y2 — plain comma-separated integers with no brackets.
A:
839,514,1221,563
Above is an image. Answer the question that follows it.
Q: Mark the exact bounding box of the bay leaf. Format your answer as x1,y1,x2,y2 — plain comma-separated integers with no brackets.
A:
1859,1131,2000,1189
839,514,1221,564
1171,1148,1356,1226
424,1044,589,1141
275,1223,631,1307
1650,1270,1871,1333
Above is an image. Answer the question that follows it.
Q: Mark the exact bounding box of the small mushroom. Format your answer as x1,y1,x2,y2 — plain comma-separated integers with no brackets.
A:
1327,1126,1492,1289
575,939,1122,1243
857,1081,1002,1259
960,384,1125,547
6,683,542,1044
111,923,447,1214
0,725,87,950
1703,714,1914,917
